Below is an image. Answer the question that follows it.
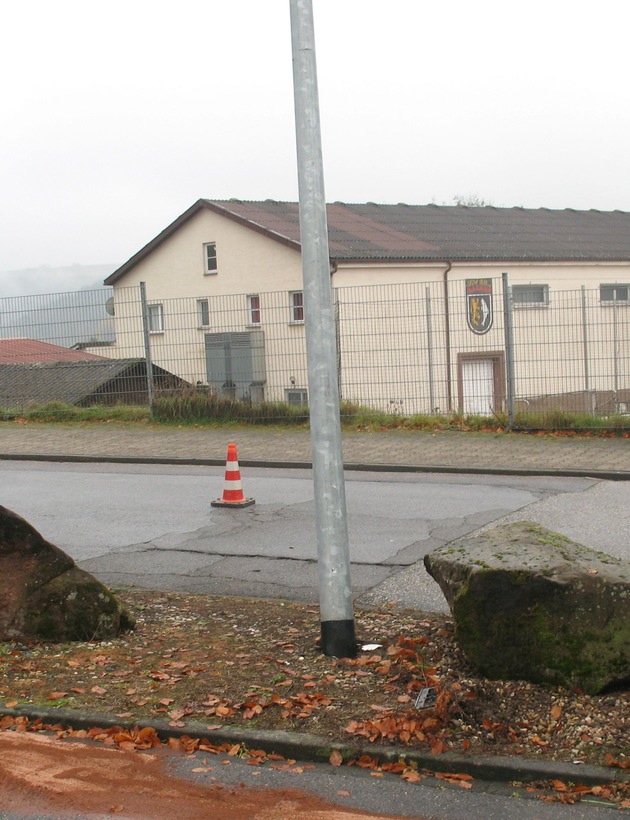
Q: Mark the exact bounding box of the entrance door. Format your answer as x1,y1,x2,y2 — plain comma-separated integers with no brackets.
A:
461,358,495,415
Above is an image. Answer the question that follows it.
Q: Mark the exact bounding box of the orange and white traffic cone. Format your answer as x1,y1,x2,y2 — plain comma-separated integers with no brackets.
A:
211,442,255,508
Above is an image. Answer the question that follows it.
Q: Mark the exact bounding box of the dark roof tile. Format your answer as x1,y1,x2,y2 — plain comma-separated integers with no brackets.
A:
105,200,630,284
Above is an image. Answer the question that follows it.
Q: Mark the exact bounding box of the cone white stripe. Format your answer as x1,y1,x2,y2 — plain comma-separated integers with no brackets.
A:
223,479,243,490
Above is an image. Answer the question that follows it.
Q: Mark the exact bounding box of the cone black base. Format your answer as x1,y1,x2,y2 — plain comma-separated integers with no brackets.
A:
320,619,357,658
211,498,255,508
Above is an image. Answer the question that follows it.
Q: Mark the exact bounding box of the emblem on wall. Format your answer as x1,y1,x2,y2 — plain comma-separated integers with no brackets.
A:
466,278,493,335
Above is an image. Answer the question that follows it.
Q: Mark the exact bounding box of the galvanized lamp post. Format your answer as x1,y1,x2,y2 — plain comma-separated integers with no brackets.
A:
289,0,357,658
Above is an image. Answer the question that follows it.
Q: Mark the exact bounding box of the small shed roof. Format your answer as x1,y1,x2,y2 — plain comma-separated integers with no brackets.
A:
0,359,182,408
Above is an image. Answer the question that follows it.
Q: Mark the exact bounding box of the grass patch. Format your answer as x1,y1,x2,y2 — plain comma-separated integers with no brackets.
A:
1,394,628,435
0,402,150,424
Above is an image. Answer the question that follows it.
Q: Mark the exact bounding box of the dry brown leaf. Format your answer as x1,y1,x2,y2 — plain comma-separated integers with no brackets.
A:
329,749,343,767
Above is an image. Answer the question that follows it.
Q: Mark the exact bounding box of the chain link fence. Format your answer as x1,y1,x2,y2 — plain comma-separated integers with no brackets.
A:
0,276,628,426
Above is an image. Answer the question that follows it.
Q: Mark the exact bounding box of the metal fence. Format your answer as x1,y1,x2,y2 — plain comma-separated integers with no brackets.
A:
0,275,628,425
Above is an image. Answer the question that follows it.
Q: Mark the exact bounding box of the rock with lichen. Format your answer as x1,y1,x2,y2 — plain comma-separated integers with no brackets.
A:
0,504,133,642
424,521,630,694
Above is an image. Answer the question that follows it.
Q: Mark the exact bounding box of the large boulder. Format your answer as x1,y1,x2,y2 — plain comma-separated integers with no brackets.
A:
0,505,133,642
424,521,630,694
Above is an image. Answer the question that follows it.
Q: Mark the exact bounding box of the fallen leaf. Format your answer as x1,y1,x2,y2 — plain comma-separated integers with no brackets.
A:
329,750,343,767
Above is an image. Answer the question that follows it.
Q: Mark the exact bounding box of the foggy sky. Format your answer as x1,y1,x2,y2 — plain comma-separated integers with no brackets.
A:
2,0,629,289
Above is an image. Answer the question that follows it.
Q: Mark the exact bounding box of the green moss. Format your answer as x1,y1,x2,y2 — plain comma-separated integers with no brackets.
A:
24,569,134,642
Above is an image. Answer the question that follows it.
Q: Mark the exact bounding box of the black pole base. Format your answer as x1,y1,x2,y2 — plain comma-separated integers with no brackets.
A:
320,619,358,659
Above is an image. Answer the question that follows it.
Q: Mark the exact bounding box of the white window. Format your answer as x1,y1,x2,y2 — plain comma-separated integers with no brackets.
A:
290,290,304,323
247,294,261,326
600,284,629,304
147,303,164,333
197,299,210,328
286,388,308,406
204,242,218,275
512,284,549,307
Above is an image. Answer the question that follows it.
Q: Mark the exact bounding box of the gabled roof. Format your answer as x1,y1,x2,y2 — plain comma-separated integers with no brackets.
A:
0,359,190,408
0,338,104,365
104,199,630,285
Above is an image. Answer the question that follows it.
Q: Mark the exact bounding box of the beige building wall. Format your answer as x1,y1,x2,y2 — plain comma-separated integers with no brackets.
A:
106,215,630,414
115,208,303,298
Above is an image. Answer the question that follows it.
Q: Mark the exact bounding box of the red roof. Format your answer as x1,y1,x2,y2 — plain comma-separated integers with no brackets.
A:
0,339,105,365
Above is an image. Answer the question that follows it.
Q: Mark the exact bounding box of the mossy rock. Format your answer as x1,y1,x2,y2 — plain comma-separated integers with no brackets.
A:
424,521,630,694
0,505,134,642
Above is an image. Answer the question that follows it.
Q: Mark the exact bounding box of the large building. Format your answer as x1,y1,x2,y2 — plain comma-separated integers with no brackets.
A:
101,200,630,415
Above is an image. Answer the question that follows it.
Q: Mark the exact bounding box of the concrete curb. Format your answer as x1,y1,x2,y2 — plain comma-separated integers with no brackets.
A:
1,705,628,788
1,452,629,481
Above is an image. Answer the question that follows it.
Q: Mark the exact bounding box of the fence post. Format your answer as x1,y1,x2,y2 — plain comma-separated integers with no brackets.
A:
613,299,620,413
425,286,436,414
334,288,342,400
581,286,594,413
502,272,515,429
139,282,155,410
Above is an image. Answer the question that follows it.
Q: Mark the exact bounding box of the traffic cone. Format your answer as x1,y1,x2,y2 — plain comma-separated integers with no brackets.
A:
211,442,255,508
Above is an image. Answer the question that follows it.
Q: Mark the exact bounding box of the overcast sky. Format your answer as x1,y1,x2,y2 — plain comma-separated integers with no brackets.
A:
2,0,629,289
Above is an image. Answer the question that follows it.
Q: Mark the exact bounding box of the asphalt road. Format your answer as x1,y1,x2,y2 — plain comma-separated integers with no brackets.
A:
1,460,622,611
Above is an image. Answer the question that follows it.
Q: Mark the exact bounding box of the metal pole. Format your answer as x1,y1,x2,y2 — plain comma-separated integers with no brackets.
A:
425,286,435,413
290,0,356,658
613,298,620,413
502,272,515,429
581,286,593,413
139,282,155,410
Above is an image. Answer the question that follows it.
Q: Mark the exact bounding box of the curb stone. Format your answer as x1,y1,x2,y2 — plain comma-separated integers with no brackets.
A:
0,452,629,481
1,706,628,789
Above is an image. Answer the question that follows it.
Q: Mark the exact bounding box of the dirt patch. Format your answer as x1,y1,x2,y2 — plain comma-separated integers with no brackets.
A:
0,732,406,819
0,588,628,771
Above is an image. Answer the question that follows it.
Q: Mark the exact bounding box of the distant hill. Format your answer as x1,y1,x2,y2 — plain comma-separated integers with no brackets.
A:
0,266,118,348
0,264,117,299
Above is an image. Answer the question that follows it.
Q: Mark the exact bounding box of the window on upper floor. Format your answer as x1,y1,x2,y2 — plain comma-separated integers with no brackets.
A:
197,299,210,328
204,242,218,275
148,303,164,333
512,284,549,307
290,290,304,323
600,284,629,304
247,294,261,326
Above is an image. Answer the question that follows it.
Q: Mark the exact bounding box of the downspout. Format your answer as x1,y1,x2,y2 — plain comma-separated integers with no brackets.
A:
442,261,453,412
